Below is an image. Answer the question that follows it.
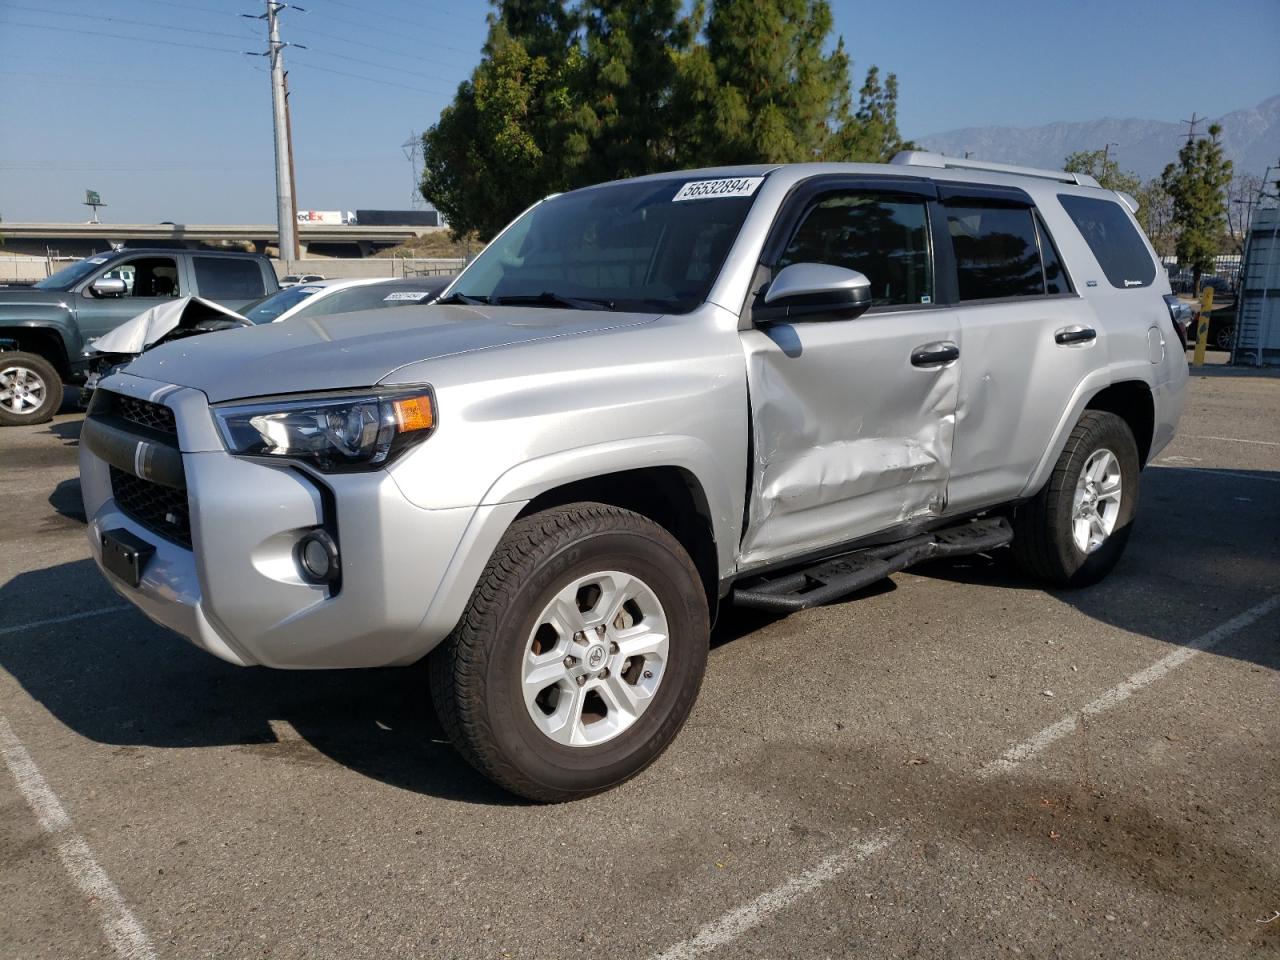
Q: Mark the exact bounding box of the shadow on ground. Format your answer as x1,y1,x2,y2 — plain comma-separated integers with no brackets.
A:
0,464,1274,800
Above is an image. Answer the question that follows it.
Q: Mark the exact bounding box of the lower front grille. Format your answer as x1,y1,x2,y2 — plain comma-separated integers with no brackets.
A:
110,466,192,548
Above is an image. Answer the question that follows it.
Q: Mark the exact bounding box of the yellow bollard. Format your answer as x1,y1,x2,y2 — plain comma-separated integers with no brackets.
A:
1191,286,1214,367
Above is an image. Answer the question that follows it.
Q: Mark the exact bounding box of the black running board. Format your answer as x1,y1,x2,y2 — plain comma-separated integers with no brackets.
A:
731,517,1013,612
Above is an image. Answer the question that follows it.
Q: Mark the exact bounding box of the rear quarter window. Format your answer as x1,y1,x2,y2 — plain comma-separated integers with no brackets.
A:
1057,194,1155,290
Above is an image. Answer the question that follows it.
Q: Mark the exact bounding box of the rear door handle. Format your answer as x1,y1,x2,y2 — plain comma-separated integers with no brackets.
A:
1055,325,1097,345
910,341,960,368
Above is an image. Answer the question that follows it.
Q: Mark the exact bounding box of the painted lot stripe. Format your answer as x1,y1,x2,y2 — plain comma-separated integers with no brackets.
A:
0,716,156,960
650,834,897,960
1183,434,1280,447
0,605,131,638
980,592,1280,777
648,593,1280,960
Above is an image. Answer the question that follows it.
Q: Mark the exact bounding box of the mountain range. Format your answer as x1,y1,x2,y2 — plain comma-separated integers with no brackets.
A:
917,95,1280,182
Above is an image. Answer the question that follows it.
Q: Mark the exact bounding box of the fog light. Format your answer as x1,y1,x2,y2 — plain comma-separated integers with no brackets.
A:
297,531,339,584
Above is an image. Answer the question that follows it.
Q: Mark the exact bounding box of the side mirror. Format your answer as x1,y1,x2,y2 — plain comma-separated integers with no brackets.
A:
755,263,872,323
90,277,127,298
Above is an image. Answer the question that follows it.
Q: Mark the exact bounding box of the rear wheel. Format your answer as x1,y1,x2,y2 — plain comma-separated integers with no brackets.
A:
1011,410,1140,587
0,352,63,426
429,503,709,802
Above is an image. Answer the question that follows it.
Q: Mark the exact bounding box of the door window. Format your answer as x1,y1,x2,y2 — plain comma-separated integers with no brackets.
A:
193,257,268,300
777,193,934,306
946,204,1047,301
102,257,180,298
1036,213,1072,295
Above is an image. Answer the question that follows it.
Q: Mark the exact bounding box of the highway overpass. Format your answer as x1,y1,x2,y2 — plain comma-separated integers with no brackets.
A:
0,222,438,257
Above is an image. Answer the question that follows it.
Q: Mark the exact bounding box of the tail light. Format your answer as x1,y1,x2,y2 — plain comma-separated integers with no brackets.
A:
1163,294,1193,350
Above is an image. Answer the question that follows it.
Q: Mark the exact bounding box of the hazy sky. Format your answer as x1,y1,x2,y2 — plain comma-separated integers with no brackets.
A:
1,0,1277,223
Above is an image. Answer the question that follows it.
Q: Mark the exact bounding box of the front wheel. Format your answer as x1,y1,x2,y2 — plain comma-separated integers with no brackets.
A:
0,352,63,426
1011,410,1140,587
429,502,709,802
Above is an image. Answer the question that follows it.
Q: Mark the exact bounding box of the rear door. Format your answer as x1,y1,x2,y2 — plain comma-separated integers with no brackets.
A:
739,176,962,565
940,184,1101,512
76,254,184,340
190,256,272,311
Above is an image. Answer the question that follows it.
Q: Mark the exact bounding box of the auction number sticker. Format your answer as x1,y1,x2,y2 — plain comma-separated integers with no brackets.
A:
672,177,764,202
383,291,431,302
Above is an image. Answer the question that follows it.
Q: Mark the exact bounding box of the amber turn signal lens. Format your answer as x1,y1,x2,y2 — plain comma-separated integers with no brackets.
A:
392,395,434,432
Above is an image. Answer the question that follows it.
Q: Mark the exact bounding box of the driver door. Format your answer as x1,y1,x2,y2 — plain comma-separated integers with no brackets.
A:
739,178,962,566
78,255,184,340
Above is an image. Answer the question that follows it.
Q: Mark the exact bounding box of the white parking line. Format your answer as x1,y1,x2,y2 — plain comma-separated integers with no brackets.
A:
647,592,1280,960
0,716,155,960
0,606,131,638
1183,434,1280,447
650,834,897,960
980,592,1280,777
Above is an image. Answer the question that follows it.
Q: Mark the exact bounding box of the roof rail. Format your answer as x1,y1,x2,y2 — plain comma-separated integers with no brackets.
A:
891,151,1101,188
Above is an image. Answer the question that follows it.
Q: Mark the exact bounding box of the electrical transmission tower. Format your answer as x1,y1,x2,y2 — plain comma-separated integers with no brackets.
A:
244,1,306,261
402,133,423,209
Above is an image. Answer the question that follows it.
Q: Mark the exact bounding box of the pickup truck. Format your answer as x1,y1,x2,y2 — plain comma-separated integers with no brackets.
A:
80,155,1188,801
0,248,277,425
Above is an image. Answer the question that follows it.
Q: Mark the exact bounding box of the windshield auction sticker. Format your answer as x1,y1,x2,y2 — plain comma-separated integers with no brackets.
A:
672,177,764,202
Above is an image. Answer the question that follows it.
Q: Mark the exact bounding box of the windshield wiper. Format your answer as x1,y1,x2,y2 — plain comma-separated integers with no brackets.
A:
435,291,491,305
494,292,616,311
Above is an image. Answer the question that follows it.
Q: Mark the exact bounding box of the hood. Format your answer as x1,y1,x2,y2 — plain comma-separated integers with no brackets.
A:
0,287,73,307
121,303,660,402
88,296,249,355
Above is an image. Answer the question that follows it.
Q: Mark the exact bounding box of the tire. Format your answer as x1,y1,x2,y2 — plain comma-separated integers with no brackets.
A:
1214,324,1234,351
428,502,709,802
1011,411,1140,588
0,351,63,426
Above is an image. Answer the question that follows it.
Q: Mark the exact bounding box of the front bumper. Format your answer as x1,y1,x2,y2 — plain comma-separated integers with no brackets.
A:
81,373,522,669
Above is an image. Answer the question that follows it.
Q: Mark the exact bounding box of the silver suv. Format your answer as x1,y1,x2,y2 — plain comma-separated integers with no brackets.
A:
80,154,1188,801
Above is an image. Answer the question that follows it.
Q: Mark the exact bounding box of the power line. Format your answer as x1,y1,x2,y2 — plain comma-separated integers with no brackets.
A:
3,3,261,42
290,61,448,96
289,21,477,66
1,19,245,54
291,6,479,57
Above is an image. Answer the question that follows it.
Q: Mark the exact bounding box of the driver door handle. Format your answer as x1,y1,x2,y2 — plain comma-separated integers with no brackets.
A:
910,341,960,368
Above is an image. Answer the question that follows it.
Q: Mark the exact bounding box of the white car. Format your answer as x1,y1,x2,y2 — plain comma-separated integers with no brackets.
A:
278,273,325,287
238,277,447,324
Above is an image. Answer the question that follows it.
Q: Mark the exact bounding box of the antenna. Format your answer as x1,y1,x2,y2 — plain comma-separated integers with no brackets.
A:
402,132,423,209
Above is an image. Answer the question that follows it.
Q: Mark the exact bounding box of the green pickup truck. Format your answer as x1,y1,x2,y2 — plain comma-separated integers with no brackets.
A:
0,248,278,425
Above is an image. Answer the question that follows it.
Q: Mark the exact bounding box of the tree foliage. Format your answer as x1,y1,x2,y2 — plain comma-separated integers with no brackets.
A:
1160,123,1233,290
1063,150,1141,195
422,0,911,239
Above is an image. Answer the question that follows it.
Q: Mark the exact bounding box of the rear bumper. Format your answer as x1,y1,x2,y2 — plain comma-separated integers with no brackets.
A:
81,374,524,669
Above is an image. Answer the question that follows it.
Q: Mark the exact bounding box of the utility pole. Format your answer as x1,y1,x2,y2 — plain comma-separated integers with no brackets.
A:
244,1,305,261
1102,142,1118,164
284,69,300,258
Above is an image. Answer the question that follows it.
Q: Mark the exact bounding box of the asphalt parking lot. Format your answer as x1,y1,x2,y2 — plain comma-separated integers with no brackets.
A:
1,357,1277,960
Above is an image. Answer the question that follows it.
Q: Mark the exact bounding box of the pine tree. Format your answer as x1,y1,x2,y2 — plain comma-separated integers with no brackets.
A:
421,2,580,239
1160,123,1233,292
571,0,697,184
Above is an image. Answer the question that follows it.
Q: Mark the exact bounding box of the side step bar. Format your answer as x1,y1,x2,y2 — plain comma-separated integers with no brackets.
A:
732,517,1013,613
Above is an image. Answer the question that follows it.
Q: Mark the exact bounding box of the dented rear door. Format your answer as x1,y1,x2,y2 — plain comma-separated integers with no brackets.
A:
739,180,959,566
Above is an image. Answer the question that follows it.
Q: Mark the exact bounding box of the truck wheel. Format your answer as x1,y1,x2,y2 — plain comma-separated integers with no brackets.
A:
1011,411,1140,587
429,502,709,802
0,352,63,426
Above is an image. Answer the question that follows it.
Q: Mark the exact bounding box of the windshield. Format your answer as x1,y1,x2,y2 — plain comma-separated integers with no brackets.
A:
239,285,320,323
34,255,116,291
448,176,764,314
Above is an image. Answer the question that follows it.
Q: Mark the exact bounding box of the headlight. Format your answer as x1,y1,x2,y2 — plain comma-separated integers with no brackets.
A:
213,388,435,472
